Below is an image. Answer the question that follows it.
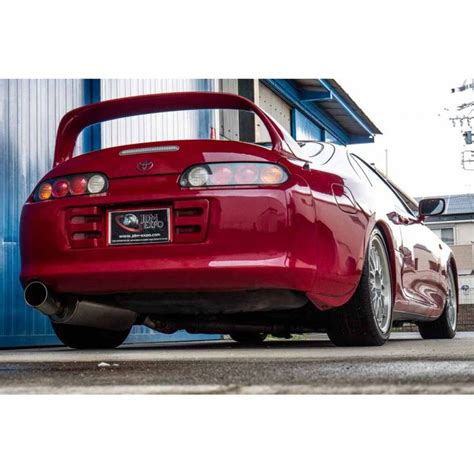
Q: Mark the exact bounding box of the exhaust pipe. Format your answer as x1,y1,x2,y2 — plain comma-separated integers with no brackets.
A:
24,281,63,317
24,281,137,332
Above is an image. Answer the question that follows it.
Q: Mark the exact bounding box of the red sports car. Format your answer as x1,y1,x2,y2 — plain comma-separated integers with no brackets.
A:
20,92,458,348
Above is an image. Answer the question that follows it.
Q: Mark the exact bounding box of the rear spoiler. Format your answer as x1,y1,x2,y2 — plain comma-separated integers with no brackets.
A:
53,92,284,166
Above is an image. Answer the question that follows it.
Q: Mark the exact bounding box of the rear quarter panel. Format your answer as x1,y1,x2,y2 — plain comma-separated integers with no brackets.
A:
289,147,405,311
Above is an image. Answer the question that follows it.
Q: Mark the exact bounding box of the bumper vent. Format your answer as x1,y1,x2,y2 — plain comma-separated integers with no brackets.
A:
172,199,210,243
65,206,104,248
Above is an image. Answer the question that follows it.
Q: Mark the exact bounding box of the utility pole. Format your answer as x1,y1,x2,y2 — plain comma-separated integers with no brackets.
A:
448,79,474,171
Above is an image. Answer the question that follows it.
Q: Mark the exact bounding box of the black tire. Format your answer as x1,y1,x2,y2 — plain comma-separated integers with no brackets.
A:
418,266,457,339
229,332,267,344
326,228,393,346
52,323,131,349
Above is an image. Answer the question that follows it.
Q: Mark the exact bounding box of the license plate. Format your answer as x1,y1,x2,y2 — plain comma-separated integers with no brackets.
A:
107,208,171,245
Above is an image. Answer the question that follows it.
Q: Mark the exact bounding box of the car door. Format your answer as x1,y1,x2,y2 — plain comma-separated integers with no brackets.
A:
389,204,445,313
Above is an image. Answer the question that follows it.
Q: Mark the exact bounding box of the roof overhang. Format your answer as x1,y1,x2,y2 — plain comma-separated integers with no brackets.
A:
261,79,382,145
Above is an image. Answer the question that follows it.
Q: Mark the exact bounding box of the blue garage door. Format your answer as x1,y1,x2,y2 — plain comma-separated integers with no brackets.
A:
293,109,324,141
0,79,220,347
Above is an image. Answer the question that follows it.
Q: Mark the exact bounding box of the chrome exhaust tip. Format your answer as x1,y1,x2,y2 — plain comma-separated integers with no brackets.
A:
24,281,137,331
24,281,63,316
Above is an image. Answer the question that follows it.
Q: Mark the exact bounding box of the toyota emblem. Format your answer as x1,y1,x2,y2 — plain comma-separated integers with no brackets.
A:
137,160,154,172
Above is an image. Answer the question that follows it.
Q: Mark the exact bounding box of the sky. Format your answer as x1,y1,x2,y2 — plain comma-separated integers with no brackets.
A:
344,76,473,198
1,1,471,202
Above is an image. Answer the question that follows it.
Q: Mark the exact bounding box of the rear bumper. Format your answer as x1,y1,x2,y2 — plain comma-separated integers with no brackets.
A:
20,175,318,296
21,253,312,295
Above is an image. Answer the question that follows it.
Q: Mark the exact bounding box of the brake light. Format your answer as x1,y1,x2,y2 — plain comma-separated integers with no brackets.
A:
209,164,233,185
52,179,70,198
234,164,259,185
69,176,88,195
180,163,288,188
33,173,108,202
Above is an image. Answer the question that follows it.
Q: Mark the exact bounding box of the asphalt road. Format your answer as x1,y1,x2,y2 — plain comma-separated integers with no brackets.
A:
1,332,474,394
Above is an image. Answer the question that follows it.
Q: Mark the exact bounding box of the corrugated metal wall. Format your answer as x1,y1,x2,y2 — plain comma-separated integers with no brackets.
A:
0,79,86,346
293,109,323,141
0,79,220,347
101,79,218,147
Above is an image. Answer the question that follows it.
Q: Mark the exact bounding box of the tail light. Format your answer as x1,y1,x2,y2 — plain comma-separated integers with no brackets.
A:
52,179,69,198
37,182,53,201
34,173,108,202
179,163,288,188
70,176,88,195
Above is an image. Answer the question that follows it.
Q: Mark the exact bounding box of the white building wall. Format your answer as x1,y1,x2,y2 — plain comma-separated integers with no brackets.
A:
257,82,291,142
428,221,474,245
456,222,474,244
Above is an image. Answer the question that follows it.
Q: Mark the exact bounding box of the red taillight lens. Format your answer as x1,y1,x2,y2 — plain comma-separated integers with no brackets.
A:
52,179,70,198
234,164,259,185
209,165,233,185
69,175,88,195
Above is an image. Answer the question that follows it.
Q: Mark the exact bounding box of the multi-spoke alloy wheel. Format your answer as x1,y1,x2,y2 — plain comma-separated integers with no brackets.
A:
327,228,393,346
418,265,457,340
446,269,457,331
368,234,392,334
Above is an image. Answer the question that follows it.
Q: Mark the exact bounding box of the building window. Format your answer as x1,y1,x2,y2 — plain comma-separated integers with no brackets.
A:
433,227,455,246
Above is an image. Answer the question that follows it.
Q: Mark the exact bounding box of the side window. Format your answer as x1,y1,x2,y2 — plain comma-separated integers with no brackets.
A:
352,155,415,216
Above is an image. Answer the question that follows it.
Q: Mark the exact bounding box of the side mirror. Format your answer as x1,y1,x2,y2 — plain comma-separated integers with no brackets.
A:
419,198,445,217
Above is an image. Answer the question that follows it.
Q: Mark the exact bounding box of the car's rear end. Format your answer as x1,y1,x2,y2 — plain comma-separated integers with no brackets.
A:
20,92,318,346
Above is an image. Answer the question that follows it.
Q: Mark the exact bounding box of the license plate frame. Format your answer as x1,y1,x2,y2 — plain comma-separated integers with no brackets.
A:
107,207,171,246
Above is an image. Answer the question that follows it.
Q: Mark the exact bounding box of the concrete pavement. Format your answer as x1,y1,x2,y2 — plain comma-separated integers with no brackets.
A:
1,332,474,394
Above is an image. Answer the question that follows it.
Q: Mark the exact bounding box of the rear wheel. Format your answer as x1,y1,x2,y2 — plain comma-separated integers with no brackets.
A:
326,228,393,346
52,323,131,349
229,332,267,344
418,266,457,339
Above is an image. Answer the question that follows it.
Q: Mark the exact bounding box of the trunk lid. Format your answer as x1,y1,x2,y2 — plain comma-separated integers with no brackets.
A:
46,140,279,180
